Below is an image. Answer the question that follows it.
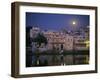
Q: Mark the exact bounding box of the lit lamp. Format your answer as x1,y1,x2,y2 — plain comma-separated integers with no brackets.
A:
84,40,89,64
85,40,89,48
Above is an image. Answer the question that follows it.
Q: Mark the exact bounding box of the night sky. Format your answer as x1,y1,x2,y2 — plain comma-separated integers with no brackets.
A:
26,12,89,31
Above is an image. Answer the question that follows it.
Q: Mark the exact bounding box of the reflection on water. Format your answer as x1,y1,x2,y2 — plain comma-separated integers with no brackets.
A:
26,51,89,67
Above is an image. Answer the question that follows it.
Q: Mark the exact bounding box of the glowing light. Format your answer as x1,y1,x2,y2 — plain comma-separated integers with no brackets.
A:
84,40,89,48
72,21,76,25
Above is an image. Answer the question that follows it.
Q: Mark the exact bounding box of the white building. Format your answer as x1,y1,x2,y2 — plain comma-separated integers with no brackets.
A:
30,27,89,51
64,34,73,50
43,31,74,51
30,27,40,38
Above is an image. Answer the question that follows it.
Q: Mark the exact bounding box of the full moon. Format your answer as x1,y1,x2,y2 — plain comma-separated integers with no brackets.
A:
72,21,76,25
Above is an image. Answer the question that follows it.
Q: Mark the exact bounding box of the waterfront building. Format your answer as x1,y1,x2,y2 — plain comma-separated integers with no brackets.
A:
29,27,89,51
30,27,40,38
43,31,74,51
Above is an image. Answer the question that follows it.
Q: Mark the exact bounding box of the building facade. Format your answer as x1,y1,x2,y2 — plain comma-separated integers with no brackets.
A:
43,31,74,51
30,27,40,38
74,35,88,50
30,27,89,51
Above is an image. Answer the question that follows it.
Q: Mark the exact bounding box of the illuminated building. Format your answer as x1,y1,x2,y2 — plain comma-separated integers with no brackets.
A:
43,31,73,51
30,27,89,51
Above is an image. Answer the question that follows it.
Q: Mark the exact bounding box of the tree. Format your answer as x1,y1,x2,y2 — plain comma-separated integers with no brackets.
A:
32,33,48,66
33,33,48,48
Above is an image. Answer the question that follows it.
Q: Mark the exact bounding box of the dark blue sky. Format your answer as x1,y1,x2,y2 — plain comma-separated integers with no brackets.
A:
26,12,89,31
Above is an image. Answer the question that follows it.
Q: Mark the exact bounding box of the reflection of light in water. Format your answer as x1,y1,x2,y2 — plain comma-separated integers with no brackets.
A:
37,60,39,65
